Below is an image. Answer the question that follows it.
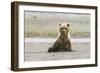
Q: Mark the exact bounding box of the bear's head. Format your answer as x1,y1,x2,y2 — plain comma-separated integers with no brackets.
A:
59,23,70,35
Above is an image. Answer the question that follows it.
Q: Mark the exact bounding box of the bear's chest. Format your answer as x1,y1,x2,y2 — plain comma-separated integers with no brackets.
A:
58,39,69,46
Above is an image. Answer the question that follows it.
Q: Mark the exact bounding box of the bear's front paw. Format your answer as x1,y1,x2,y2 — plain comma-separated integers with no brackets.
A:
48,47,57,52
48,47,54,52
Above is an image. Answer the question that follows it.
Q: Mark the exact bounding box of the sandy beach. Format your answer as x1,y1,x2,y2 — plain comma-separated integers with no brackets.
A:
24,38,90,62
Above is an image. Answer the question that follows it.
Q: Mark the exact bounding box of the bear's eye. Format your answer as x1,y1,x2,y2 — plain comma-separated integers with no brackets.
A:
63,28,67,30
64,28,67,30
61,28,64,30
61,28,67,30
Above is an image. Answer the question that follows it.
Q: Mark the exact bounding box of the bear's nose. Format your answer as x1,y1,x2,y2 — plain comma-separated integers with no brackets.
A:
62,30,66,33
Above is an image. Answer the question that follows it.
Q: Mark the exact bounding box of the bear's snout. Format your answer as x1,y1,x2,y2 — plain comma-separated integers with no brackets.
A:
60,28,68,35
62,29,66,34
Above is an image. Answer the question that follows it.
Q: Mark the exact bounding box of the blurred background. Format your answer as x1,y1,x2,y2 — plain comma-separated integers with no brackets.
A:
24,11,90,38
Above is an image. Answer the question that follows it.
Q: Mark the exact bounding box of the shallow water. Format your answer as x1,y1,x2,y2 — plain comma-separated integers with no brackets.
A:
24,38,90,62
25,37,90,43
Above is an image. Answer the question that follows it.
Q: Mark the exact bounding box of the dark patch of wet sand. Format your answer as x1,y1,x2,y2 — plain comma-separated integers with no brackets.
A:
25,42,90,62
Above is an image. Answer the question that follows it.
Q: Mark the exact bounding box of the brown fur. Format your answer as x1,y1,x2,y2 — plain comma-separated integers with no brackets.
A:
48,23,72,52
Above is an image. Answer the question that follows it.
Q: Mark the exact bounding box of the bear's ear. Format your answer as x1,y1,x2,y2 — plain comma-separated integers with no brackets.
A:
59,24,61,26
67,24,70,27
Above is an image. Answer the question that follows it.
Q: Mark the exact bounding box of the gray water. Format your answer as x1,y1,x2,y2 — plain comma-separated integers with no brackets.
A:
25,37,90,43
24,38,90,61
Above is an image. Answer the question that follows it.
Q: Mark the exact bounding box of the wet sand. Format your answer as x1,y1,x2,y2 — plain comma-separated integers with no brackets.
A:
24,38,90,62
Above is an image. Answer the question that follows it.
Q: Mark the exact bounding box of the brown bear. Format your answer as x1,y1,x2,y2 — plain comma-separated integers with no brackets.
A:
48,23,72,52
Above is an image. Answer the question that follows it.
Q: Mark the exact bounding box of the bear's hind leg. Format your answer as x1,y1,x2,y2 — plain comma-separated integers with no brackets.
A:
65,40,72,52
